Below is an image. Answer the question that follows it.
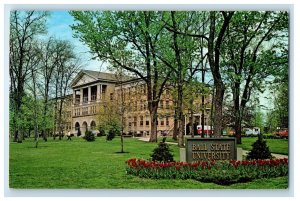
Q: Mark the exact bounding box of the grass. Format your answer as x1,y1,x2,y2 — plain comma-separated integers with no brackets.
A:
162,136,289,155
237,137,289,155
9,136,288,189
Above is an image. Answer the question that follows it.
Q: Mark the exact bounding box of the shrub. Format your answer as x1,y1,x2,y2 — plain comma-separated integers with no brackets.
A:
106,128,117,141
77,129,81,137
246,135,272,160
97,128,106,137
125,158,288,185
83,130,95,142
150,138,174,162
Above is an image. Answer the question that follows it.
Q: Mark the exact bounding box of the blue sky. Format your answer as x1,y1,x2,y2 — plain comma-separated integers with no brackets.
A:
46,11,108,72
45,10,273,113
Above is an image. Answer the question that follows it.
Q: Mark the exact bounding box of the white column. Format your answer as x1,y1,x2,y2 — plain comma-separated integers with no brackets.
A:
88,86,91,103
73,90,76,104
80,88,83,105
97,84,101,102
100,85,103,100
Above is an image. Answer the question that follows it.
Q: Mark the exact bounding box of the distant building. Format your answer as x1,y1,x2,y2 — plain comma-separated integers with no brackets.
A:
55,70,212,137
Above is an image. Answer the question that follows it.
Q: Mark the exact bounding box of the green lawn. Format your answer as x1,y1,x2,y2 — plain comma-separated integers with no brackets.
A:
237,137,289,155
9,137,288,189
162,136,289,155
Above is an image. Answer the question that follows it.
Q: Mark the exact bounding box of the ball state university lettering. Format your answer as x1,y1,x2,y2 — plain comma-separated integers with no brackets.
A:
186,138,236,162
192,143,231,160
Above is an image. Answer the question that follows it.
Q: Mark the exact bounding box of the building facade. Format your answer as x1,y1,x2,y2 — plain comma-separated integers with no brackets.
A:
58,70,212,137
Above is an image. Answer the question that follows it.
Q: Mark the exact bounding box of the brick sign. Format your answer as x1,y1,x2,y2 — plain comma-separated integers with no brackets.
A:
185,137,236,162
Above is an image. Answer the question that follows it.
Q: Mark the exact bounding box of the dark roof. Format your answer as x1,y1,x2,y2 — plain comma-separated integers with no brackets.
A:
70,69,142,88
82,70,119,81
82,69,140,83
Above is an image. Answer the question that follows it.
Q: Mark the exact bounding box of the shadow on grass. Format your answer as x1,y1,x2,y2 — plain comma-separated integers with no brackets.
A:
27,145,49,149
115,151,130,154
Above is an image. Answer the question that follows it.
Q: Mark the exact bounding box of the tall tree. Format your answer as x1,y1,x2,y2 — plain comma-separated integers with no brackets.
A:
222,11,288,144
165,11,234,137
70,11,173,142
9,11,48,142
52,40,80,140
158,11,204,146
38,37,59,141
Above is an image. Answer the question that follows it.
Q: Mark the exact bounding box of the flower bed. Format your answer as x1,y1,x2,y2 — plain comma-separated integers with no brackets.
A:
126,158,288,185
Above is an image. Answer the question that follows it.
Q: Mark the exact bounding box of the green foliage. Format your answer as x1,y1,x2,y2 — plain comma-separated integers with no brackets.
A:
246,135,273,160
150,138,174,162
126,158,288,185
237,137,288,155
77,129,81,137
106,128,119,141
83,130,95,142
97,128,106,137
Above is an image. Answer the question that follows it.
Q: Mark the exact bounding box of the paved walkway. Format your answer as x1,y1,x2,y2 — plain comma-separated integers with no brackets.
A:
137,137,288,159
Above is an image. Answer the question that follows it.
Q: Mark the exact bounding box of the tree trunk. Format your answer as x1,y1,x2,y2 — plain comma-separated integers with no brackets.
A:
149,106,158,142
177,84,184,147
235,114,242,144
210,86,215,138
207,11,233,138
189,107,194,138
214,82,225,137
173,104,178,140
233,83,242,144
178,111,185,147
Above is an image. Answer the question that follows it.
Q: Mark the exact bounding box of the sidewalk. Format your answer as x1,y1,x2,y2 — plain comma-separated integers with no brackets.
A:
137,137,288,159
242,150,288,159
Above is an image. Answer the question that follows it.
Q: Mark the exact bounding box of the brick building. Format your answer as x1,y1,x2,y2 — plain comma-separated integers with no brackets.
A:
57,70,212,137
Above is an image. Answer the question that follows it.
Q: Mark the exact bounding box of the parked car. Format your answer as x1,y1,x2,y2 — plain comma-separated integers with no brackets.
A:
273,128,288,139
244,127,260,135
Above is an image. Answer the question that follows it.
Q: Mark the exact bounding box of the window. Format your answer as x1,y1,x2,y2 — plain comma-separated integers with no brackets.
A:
161,118,164,126
83,96,88,103
140,116,144,126
101,85,107,99
160,101,164,109
166,101,170,109
82,107,88,115
140,100,143,110
166,117,169,126
74,108,80,116
133,116,137,127
134,102,137,111
110,93,114,100
90,106,96,114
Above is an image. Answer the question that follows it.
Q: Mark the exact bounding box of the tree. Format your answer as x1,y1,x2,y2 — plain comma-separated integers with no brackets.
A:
265,54,288,132
9,11,49,142
38,37,59,141
52,40,80,140
70,11,173,142
114,68,127,153
165,11,234,138
221,11,288,144
158,11,205,146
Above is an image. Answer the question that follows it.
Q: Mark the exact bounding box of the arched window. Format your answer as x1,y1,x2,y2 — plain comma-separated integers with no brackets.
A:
82,121,88,133
90,121,96,130
75,122,80,131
